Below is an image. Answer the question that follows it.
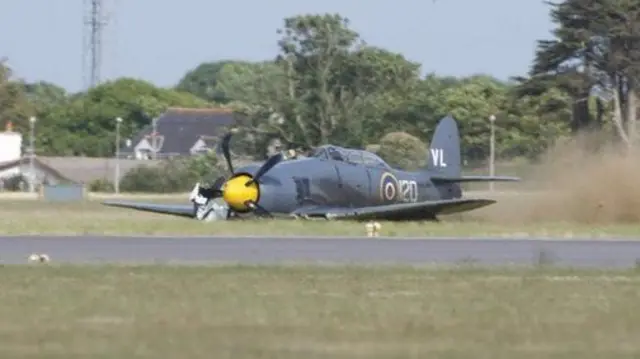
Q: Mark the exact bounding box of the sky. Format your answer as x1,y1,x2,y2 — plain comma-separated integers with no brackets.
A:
0,0,554,93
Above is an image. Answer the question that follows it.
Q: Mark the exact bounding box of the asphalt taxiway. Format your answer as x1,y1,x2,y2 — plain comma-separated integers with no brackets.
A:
2,235,640,267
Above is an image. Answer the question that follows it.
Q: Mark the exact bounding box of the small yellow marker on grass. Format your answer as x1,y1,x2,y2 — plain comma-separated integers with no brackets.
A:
28,254,50,263
365,221,382,237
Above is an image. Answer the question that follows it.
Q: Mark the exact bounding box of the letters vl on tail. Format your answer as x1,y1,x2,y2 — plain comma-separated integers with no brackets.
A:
430,148,447,167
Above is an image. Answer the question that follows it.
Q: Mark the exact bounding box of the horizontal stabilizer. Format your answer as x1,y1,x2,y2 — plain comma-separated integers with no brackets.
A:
102,200,195,218
431,175,520,183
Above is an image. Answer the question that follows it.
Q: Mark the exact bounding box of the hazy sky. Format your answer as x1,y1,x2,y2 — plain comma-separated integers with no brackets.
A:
0,0,554,93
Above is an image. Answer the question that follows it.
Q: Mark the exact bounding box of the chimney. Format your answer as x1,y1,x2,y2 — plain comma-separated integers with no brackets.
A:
5,121,13,132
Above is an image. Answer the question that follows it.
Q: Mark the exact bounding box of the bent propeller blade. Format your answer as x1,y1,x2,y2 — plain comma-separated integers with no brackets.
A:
220,132,234,175
245,153,284,186
245,200,273,218
211,175,227,192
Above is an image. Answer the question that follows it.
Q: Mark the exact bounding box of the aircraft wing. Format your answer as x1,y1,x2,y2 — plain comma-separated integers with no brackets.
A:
290,198,496,221
102,200,195,218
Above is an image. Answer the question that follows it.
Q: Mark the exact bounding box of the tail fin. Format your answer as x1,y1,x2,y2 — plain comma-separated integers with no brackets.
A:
426,115,461,177
426,115,521,184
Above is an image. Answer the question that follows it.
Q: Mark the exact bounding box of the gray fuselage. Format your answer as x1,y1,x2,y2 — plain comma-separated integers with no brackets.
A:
234,155,462,215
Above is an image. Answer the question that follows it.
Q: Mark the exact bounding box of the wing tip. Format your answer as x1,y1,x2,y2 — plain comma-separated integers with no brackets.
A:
101,200,137,208
99,200,196,219
460,197,497,205
432,175,522,183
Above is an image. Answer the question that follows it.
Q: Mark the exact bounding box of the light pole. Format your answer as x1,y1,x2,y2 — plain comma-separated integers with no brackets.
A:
115,117,123,194
28,116,36,193
489,114,496,192
151,117,158,160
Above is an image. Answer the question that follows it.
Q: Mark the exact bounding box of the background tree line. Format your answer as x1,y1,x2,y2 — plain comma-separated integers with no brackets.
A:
1,0,638,191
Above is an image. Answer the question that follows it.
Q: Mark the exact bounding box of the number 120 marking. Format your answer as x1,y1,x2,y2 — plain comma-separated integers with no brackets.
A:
398,180,418,203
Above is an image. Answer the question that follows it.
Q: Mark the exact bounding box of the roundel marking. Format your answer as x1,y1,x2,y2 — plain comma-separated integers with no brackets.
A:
379,172,399,202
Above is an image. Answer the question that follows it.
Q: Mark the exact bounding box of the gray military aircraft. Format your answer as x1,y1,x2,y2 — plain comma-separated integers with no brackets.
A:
103,115,520,221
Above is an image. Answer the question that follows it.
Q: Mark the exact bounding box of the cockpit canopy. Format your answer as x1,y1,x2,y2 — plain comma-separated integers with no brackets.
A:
311,145,390,169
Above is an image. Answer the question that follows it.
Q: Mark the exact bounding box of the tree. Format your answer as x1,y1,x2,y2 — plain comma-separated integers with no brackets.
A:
427,76,512,161
371,74,454,146
119,151,223,193
276,14,425,148
37,78,213,156
4,10,602,164
0,58,33,133
21,81,68,111
214,13,424,155
503,86,572,159
20,81,70,149
520,0,640,147
214,61,293,157
375,132,427,171
273,13,365,147
208,13,572,162
334,46,422,146
175,60,241,103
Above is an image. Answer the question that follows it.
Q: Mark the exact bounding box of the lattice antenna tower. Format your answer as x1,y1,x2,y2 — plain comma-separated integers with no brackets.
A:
83,0,109,89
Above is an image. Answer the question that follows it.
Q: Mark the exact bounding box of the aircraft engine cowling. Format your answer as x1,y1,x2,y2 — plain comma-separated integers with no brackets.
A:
222,173,260,213
215,131,283,217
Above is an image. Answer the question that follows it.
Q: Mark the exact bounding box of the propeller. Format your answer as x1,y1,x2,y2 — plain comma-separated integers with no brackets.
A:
190,131,234,216
211,129,286,219
195,175,227,199
244,152,284,186
244,200,273,218
238,152,285,218
219,132,235,175
210,175,227,196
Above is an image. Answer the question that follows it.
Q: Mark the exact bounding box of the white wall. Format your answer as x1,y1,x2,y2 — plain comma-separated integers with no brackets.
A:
134,138,153,159
190,139,208,155
0,132,23,163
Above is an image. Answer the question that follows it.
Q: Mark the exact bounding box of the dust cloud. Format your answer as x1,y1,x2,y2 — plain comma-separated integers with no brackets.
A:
468,133,640,225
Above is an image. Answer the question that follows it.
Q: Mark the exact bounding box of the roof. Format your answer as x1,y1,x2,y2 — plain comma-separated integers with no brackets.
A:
124,107,239,155
0,156,162,184
0,157,68,182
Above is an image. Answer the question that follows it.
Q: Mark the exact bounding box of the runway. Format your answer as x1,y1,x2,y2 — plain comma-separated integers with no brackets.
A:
2,235,640,267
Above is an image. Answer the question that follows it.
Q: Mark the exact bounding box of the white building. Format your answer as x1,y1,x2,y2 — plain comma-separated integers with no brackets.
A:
0,130,22,164
0,123,26,182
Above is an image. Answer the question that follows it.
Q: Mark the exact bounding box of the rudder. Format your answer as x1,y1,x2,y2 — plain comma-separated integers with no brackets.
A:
426,115,461,177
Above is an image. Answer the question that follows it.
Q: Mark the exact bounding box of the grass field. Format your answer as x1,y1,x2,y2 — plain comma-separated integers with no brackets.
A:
2,193,640,237
1,265,639,358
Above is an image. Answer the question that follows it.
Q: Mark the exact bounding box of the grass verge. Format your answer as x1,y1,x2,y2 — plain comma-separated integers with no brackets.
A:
2,198,640,237
1,265,639,358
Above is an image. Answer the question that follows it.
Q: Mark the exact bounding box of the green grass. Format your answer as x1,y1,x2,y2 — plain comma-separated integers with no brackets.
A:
1,265,640,358
2,197,640,237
